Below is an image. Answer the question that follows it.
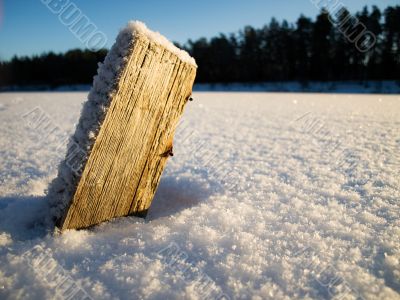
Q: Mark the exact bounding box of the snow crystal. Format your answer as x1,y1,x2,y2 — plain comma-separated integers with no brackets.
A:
0,233,12,247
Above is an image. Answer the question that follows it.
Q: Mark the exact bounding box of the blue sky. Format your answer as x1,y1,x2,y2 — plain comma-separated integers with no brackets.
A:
0,0,398,60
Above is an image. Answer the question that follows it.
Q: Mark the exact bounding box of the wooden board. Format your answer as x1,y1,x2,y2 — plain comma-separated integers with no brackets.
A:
59,34,197,230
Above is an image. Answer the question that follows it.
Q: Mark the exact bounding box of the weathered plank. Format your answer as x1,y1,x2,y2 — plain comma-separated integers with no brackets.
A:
57,23,197,230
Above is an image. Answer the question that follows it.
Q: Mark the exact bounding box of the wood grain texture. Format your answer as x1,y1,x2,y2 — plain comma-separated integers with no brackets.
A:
60,34,197,230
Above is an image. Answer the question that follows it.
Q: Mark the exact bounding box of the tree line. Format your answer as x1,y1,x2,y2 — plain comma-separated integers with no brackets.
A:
0,49,107,88
0,5,399,88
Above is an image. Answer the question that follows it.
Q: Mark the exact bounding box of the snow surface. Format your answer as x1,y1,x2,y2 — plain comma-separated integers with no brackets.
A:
0,92,399,299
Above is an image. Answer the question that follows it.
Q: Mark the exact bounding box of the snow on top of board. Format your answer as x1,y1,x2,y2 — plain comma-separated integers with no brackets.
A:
127,21,197,67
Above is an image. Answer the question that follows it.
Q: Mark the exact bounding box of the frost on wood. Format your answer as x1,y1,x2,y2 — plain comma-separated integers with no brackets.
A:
47,21,197,230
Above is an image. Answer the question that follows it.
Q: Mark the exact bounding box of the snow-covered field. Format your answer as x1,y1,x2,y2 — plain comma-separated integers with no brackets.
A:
0,92,399,300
